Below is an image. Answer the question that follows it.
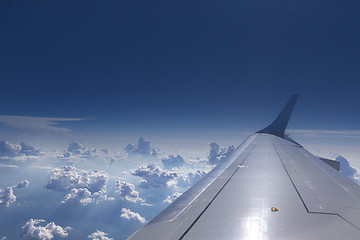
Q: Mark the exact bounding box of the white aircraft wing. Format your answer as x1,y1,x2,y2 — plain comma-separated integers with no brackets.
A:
128,94,360,240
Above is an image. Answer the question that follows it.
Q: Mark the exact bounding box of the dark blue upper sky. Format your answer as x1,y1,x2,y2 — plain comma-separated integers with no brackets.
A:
1,0,360,135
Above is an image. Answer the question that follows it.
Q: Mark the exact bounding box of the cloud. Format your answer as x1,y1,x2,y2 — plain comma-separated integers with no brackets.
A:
125,137,159,156
0,115,84,133
45,166,110,205
337,155,360,184
16,180,30,189
120,208,146,223
163,192,182,204
88,230,113,240
0,180,29,207
208,142,235,165
162,154,185,169
176,170,207,187
115,181,144,203
287,129,360,139
0,187,16,207
0,141,40,162
131,163,178,189
21,219,71,240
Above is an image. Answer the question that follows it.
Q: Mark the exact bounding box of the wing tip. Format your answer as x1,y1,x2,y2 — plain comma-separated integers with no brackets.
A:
257,94,299,138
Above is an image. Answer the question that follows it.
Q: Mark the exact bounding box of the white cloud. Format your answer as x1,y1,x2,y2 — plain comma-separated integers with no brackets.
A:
21,219,71,240
0,141,40,163
0,115,84,133
337,155,360,184
162,154,185,169
131,163,178,189
88,230,113,240
0,187,16,207
176,170,207,188
163,192,182,204
1,236,6,240
0,180,29,207
115,181,144,203
120,208,146,223
46,166,110,205
125,137,159,156
15,180,30,189
208,142,235,165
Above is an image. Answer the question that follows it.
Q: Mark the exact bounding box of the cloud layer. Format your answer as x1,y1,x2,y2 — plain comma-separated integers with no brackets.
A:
0,115,84,133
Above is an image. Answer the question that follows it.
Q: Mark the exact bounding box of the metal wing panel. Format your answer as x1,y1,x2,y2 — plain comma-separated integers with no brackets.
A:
128,135,258,240
181,134,360,240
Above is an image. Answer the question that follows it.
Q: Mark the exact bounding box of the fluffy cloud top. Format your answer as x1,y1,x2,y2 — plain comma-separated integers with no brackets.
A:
337,155,360,184
61,142,108,160
131,163,178,188
125,137,158,156
115,181,144,203
22,219,71,240
176,170,207,188
88,230,113,240
120,208,146,223
0,187,16,207
163,192,182,204
16,180,30,189
0,140,40,158
0,180,29,207
162,155,185,169
208,142,235,165
46,166,110,205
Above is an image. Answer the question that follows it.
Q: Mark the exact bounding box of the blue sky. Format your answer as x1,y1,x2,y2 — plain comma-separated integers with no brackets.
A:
1,0,360,239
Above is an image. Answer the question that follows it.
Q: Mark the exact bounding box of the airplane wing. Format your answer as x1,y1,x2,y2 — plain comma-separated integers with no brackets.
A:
129,94,360,240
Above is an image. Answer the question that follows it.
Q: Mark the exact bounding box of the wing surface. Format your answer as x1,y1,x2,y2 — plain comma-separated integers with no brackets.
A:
128,95,360,240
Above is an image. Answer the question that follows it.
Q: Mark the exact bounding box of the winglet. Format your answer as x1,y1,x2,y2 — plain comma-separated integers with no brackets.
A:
257,94,299,138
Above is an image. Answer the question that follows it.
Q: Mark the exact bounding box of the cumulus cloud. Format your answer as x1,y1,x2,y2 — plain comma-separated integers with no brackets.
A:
120,208,146,223
0,140,40,159
208,142,235,165
61,142,108,161
163,192,182,204
115,181,144,203
131,163,178,189
21,219,71,240
337,155,360,184
176,170,207,187
162,154,185,169
16,180,30,189
125,137,159,156
0,187,16,207
0,180,30,207
88,230,113,240
45,166,110,205
0,115,84,133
